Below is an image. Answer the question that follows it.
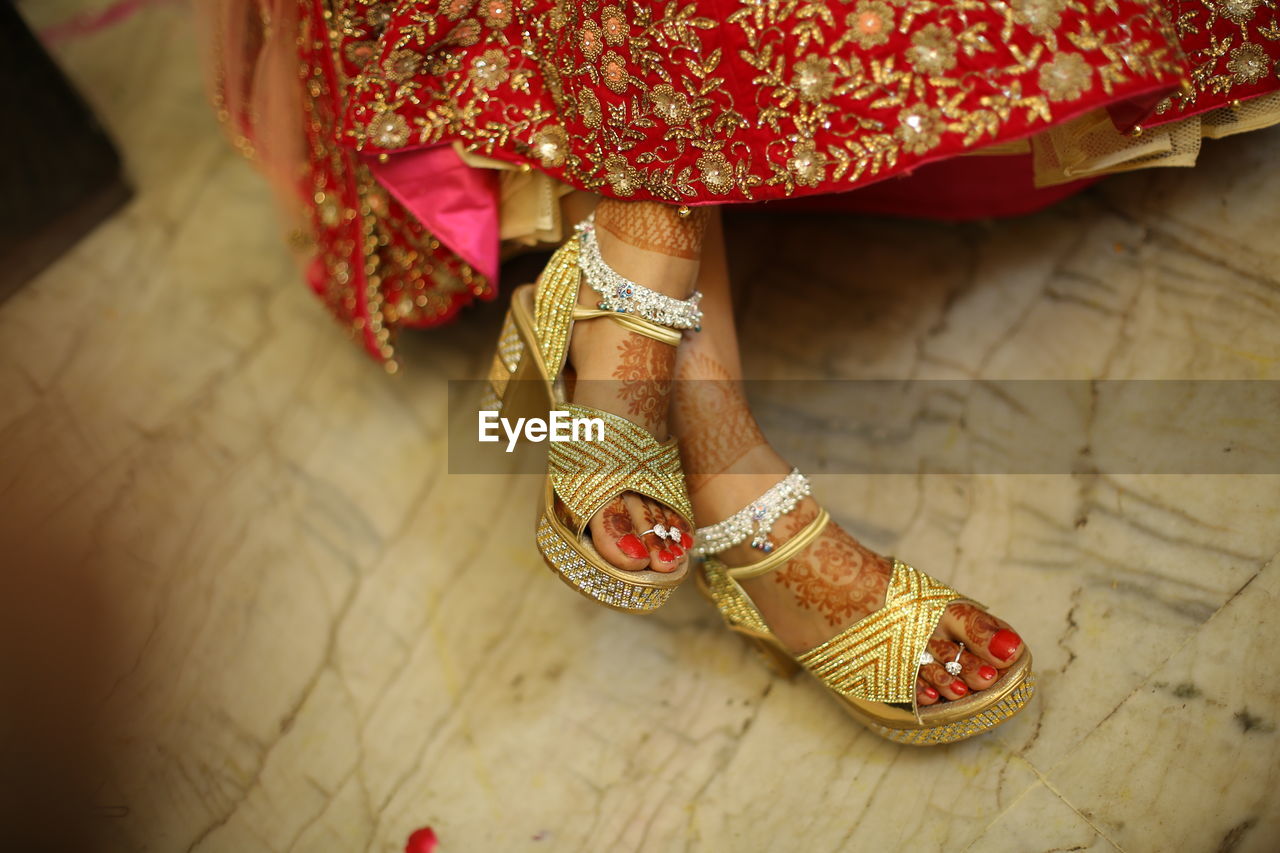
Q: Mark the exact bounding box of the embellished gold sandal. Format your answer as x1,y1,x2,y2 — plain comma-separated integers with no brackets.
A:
695,471,1036,745
483,214,699,613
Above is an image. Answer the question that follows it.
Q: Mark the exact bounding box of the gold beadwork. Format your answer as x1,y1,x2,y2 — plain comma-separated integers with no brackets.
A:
531,236,582,377
701,559,772,636
548,404,693,531
344,0,1185,201
537,518,673,611
868,676,1037,745
795,560,960,704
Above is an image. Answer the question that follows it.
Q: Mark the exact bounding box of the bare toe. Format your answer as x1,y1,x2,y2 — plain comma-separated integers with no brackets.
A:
942,602,1025,668
922,639,969,700
916,677,940,706
589,495,649,571
659,506,691,563
958,648,998,691
626,495,683,573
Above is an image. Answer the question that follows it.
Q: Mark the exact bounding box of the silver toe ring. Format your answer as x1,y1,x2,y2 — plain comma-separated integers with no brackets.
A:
944,643,965,676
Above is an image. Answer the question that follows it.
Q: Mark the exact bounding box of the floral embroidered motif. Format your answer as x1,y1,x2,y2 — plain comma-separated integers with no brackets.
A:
1154,0,1280,120
1227,43,1270,84
1216,0,1259,25
580,21,604,61
370,111,410,147
1039,52,1094,102
383,49,420,83
533,124,569,167
341,0,1190,204
1011,0,1067,37
792,56,837,103
478,0,512,28
470,48,510,89
896,104,944,153
601,5,627,43
847,0,893,50
906,24,958,76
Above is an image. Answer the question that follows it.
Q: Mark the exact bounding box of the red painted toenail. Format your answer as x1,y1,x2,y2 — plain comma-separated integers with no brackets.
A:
618,534,647,559
670,543,684,557
658,549,674,562
990,629,1022,661
923,685,938,699
680,530,694,549
951,680,968,696
979,665,997,681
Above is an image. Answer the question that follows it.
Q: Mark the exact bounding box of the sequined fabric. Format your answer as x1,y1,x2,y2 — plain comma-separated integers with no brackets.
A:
342,0,1190,203
297,0,493,367
1148,0,1280,125
222,0,1277,362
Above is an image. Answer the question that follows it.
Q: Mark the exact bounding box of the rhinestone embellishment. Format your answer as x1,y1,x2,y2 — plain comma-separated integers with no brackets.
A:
576,214,703,330
692,469,811,557
944,643,965,676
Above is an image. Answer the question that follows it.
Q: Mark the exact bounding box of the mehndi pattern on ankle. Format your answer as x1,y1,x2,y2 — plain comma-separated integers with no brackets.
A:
577,213,703,331
690,468,811,557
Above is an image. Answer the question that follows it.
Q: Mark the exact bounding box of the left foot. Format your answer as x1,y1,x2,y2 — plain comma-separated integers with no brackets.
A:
690,446,1026,705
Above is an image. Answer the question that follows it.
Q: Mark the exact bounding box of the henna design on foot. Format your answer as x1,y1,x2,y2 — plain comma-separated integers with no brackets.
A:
595,200,710,260
771,524,893,628
672,351,766,488
612,334,676,434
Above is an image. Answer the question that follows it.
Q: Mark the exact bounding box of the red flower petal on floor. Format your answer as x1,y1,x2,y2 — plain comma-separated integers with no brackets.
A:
406,827,438,853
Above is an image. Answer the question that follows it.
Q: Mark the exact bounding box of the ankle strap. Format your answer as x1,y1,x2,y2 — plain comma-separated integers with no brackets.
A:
577,214,703,332
571,305,683,346
725,508,829,580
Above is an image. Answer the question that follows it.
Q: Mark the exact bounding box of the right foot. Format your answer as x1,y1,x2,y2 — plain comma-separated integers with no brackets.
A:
561,201,708,575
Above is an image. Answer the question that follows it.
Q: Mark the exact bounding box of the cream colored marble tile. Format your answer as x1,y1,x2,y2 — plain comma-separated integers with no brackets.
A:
964,778,1120,852
1099,130,1280,287
1044,554,1280,853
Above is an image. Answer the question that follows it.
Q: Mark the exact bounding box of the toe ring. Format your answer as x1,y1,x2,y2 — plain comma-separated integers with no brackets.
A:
944,643,964,676
640,524,683,543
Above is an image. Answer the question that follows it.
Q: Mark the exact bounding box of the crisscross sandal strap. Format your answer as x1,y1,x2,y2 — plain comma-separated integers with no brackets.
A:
794,560,961,704
547,403,693,534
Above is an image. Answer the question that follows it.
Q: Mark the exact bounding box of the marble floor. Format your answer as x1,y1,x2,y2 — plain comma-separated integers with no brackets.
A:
3,2,1279,851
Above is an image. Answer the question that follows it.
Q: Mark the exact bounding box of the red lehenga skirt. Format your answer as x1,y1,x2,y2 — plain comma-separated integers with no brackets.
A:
201,0,1280,365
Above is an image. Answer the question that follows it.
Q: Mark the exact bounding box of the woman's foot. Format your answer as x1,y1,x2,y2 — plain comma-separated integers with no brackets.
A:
689,446,1026,704
562,200,707,575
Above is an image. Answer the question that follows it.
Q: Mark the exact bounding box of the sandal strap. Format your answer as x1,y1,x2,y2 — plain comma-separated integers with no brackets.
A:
571,305,683,346
532,237,584,377
548,403,693,534
795,559,961,704
532,230,686,379
724,508,830,580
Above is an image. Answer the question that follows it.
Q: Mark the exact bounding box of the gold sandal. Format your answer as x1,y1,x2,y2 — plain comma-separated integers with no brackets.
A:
483,214,699,613
695,473,1035,745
